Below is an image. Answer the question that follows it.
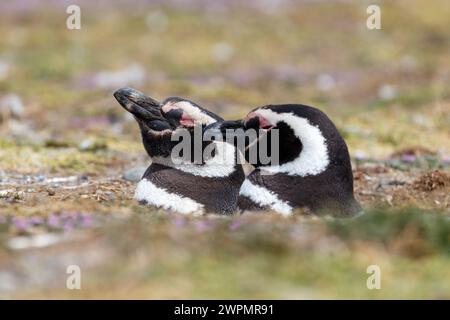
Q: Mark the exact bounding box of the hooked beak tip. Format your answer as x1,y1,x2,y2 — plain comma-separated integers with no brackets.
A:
113,87,163,123
113,87,144,102
114,87,160,111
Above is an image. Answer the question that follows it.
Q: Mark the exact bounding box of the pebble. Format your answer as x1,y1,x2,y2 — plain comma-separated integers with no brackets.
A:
78,139,106,151
123,166,146,182
0,94,25,119
378,84,397,100
316,73,335,91
212,42,234,63
146,11,169,33
95,189,116,201
92,63,146,89
7,233,63,250
0,61,10,81
0,189,14,198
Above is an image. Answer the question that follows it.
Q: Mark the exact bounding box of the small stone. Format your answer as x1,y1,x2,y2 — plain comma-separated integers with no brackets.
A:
0,94,25,119
400,55,417,71
47,188,56,196
92,63,146,89
0,189,14,198
316,73,335,91
78,139,107,152
378,85,397,100
354,150,367,161
123,166,146,182
7,233,62,250
0,61,10,81
146,11,169,33
212,42,234,63
104,191,116,201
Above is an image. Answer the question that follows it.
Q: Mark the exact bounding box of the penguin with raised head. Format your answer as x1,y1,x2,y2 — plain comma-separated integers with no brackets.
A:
219,104,362,217
114,87,245,215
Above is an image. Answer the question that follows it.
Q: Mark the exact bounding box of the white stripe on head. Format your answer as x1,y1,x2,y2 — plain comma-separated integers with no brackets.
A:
255,108,330,176
162,100,216,126
134,179,204,215
239,179,292,216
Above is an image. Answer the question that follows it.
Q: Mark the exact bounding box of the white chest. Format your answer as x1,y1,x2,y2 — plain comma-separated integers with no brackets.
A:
239,179,292,216
134,179,204,215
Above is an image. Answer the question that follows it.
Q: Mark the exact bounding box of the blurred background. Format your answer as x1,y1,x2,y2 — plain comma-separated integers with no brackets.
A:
0,0,449,299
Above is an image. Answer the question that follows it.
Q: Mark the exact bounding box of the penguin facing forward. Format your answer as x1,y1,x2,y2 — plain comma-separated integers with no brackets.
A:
114,87,244,215
219,104,362,217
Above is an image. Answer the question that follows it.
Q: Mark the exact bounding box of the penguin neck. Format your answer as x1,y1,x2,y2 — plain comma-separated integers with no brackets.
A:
255,109,330,177
137,156,245,215
151,141,238,178
135,165,205,215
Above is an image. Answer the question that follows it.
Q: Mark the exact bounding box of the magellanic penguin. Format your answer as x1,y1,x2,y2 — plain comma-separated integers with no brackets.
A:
114,87,245,215
219,104,362,217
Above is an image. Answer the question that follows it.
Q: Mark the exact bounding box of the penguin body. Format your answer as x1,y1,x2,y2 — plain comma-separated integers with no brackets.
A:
114,87,244,215
220,104,362,216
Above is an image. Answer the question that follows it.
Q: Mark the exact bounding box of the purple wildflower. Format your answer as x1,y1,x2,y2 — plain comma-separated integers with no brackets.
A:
80,213,94,228
29,216,44,225
47,214,61,228
194,220,214,232
172,216,186,227
63,220,74,232
401,154,417,162
442,155,450,165
12,216,29,230
229,219,243,231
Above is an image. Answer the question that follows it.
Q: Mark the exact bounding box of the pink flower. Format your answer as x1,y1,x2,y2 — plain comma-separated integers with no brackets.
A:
172,216,186,227
194,220,214,232
80,213,94,228
12,216,29,230
47,214,61,228
401,154,416,162
229,219,243,231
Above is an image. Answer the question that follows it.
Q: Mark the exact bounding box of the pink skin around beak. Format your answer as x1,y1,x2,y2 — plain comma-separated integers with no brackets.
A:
162,102,196,128
180,113,195,127
243,112,274,151
245,112,274,130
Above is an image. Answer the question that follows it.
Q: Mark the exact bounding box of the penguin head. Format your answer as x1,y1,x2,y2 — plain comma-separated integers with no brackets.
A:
114,87,222,159
221,104,351,177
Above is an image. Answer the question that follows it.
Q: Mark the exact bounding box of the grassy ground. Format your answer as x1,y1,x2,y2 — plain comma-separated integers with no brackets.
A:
0,0,449,298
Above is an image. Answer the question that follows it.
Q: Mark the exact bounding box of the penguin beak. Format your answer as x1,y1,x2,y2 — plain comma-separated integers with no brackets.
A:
216,116,274,151
113,87,163,121
219,114,274,131
217,119,245,132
